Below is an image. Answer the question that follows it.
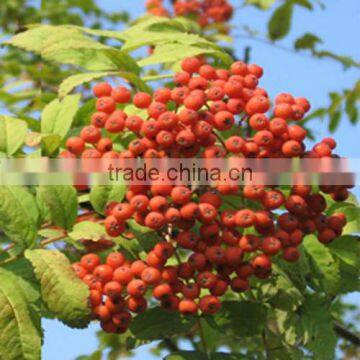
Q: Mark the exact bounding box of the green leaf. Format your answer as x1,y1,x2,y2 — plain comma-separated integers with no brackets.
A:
42,41,139,73
5,25,79,53
41,94,81,140
345,81,359,124
38,228,64,239
7,25,139,73
68,221,106,242
303,236,341,295
273,309,299,346
294,33,322,50
130,307,196,340
314,50,360,69
298,294,336,359
268,1,293,40
329,110,341,132
268,267,304,311
73,26,127,41
337,260,360,293
342,206,360,234
0,186,39,247
328,235,360,267
246,0,276,10
41,134,62,155
0,116,28,155
90,185,127,215
138,43,232,67
36,186,78,230
127,219,160,252
0,267,42,360
25,249,91,328
59,72,112,98
73,99,97,127
328,92,343,132
123,104,148,118
59,71,150,98
212,301,267,337
121,28,218,53
293,0,313,10
274,247,310,292
165,352,207,360
2,257,41,305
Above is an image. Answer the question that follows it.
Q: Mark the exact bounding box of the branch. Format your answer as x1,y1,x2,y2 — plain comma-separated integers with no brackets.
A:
334,322,360,347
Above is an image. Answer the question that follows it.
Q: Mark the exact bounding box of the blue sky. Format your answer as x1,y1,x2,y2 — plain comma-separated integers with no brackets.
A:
10,0,360,359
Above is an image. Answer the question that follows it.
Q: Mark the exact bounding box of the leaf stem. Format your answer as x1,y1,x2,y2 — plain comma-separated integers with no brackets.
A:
40,232,67,247
142,74,174,82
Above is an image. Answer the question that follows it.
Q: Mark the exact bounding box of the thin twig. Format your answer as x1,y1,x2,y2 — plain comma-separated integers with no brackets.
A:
212,131,228,154
40,232,67,247
334,322,360,346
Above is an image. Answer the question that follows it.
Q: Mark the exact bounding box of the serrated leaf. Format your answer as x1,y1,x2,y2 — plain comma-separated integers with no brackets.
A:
303,236,341,295
25,249,91,328
90,185,127,215
268,2,293,40
41,94,80,140
246,0,276,10
298,294,336,359
38,228,65,239
212,301,267,337
73,99,97,127
0,186,39,247
328,235,359,267
69,221,106,242
59,72,112,98
293,0,313,10
274,247,310,291
329,110,341,132
314,50,360,69
7,25,140,74
273,309,299,346
269,267,304,311
342,206,360,234
2,258,41,305
0,116,28,155
123,104,148,118
5,25,79,53
42,41,139,73
41,134,62,155
138,43,231,67
337,260,360,293
127,219,160,252
73,26,126,41
36,186,78,230
294,33,322,50
0,267,42,360
59,71,150,98
121,29,218,53
130,307,196,340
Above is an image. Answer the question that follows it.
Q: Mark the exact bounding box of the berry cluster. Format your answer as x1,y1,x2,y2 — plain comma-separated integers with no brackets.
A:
68,56,350,332
146,0,233,27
